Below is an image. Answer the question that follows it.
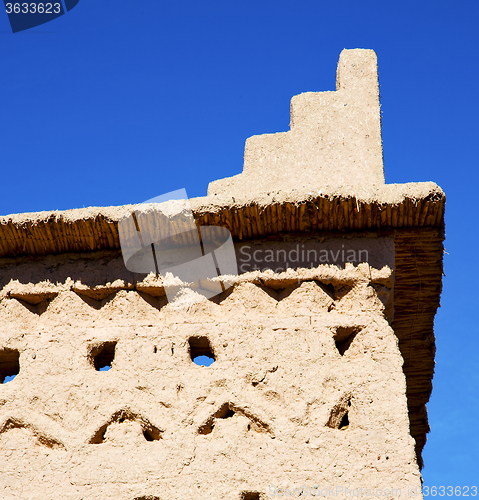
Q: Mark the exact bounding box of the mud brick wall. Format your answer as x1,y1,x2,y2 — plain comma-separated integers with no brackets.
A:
0,235,423,500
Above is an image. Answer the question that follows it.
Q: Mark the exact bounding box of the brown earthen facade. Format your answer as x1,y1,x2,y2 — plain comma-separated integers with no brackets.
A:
0,50,444,500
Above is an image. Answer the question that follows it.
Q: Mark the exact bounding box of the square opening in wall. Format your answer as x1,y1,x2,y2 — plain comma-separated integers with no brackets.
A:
327,397,352,430
90,342,117,371
241,492,262,500
0,348,20,384
189,336,215,366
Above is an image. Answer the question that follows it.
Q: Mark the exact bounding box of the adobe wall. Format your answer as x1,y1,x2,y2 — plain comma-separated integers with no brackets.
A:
0,234,422,500
0,48,444,499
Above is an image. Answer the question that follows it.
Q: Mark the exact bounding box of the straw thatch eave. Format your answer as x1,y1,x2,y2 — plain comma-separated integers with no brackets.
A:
0,182,444,258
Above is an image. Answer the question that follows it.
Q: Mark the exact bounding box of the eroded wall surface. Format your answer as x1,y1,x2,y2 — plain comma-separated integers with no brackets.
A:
0,235,422,500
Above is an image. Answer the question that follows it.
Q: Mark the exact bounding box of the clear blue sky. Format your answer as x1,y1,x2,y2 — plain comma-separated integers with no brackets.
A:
1,0,477,488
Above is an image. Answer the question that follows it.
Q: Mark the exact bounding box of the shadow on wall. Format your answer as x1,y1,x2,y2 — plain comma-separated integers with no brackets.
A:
0,251,140,292
235,237,394,274
0,235,394,293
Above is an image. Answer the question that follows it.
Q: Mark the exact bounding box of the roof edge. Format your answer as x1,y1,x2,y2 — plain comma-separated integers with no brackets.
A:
0,182,445,259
